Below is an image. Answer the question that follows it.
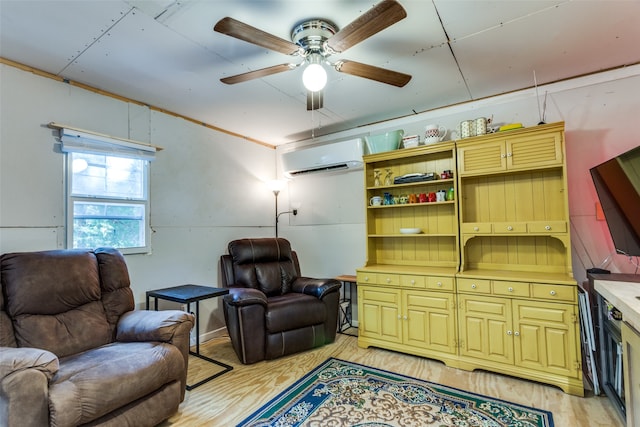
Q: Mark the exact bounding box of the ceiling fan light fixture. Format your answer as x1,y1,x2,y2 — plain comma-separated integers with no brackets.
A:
215,1,411,104
302,62,327,92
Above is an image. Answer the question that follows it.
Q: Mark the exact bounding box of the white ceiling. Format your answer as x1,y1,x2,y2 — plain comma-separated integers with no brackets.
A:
1,0,639,147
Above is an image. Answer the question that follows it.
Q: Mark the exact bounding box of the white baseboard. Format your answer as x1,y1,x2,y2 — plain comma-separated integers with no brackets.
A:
195,326,228,346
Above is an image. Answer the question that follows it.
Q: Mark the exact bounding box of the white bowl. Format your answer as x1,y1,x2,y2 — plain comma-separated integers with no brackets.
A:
399,228,421,234
402,135,420,148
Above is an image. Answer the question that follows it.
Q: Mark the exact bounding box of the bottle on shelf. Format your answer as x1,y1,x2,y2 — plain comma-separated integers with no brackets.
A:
446,187,454,201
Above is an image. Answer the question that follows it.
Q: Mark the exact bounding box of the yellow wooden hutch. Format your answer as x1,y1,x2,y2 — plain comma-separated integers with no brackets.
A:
357,122,583,396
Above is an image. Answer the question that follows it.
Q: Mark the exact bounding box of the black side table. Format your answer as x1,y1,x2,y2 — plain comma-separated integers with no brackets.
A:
336,274,358,337
146,284,233,390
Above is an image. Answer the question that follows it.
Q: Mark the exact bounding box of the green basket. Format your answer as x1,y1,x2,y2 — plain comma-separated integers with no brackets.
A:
365,130,404,154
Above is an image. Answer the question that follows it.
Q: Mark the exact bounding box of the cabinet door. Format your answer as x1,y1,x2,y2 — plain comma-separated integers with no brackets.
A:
403,290,457,354
457,140,506,175
506,132,563,171
358,286,402,343
512,300,579,378
458,294,513,364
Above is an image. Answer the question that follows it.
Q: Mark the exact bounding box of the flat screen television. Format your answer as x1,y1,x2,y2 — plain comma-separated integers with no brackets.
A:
590,144,640,257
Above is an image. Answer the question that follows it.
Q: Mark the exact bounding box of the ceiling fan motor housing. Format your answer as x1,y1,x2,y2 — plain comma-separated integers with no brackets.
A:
291,19,338,57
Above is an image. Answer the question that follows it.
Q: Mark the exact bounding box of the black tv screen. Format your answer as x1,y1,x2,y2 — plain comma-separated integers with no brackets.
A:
590,145,640,257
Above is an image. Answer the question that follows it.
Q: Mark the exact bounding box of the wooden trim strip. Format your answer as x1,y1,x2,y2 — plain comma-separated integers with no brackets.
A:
1,57,275,149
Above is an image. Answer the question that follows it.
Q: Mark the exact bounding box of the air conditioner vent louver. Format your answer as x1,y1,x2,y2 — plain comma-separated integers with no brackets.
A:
288,163,350,176
282,138,364,178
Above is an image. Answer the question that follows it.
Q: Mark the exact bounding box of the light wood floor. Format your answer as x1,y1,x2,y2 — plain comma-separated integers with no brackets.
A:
161,333,623,427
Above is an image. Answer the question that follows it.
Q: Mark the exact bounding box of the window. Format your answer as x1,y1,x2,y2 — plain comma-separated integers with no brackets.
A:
61,127,156,254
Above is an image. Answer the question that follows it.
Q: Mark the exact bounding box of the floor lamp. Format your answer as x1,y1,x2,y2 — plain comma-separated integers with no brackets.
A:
267,180,298,238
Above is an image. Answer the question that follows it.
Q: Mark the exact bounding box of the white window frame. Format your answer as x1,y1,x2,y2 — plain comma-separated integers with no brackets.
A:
61,127,156,254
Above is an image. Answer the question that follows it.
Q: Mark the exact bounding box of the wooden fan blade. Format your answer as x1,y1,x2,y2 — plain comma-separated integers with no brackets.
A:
221,63,295,85
326,0,406,53
336,60,411,87
214,17,301,56
307,90,323,110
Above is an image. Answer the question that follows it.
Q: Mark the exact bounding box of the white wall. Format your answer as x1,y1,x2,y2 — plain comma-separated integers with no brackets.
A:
2,63,639,341
0,64,276,337
277,65,640,287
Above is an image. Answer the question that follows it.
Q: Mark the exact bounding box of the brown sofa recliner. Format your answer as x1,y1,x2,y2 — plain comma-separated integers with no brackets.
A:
0,248,195,427
220,238,341,364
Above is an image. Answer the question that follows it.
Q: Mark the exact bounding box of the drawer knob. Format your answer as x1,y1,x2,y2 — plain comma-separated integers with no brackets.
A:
403,315,408,320
437,282,443,287
364,277,369,281
514,331,520,336
411,280,415,285
397,315,401,319
471,284,477,289
507,226,513,231
508,287,514,292
474,226,479,232
545,225,551,230
550,290,557,296
501,153,506,159
386,278,391,283
507,152,513,157
507,330,513,335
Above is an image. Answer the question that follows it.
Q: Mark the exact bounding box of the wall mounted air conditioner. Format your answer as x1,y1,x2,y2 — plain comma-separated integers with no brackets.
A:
281,138,364,178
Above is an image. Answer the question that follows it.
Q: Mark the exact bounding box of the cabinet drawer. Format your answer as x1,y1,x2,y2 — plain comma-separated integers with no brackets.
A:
427,276,454,291
492,222,527,233
360,287,400,304
531,283,576,302
378,274,400,286
461,223,491,234
457,278,491,293
527,221,567,233
492,280,530,297
357,272,377,285
400,275,425,288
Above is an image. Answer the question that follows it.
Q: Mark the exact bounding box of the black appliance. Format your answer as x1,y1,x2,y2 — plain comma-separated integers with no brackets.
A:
596,292,625,420
587,272,640,424
590,145,640,257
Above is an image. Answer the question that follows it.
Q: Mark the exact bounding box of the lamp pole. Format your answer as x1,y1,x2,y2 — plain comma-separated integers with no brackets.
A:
273,189,280,238
267,179,297,238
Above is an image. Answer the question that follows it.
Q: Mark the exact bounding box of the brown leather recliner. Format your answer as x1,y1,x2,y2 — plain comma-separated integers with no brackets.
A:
220,238,341,364
0,248,195,427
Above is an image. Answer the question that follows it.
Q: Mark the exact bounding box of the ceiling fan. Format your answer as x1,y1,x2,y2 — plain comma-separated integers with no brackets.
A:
213,0,412,110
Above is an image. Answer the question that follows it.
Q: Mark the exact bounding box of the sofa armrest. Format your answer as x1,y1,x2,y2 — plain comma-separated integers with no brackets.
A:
291,277,342,299
116,309,195,343
222,287,267,364
0,347,58,427
0,347,59,381
223,287,268,307
116,310,194,401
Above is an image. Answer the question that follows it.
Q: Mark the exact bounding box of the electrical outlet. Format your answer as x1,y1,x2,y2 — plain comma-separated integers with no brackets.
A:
180,304,197,346
595,202,605,221
190,328,196,346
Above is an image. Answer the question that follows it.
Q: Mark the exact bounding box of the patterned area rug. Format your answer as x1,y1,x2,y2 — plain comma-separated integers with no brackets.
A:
238,358,554,427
